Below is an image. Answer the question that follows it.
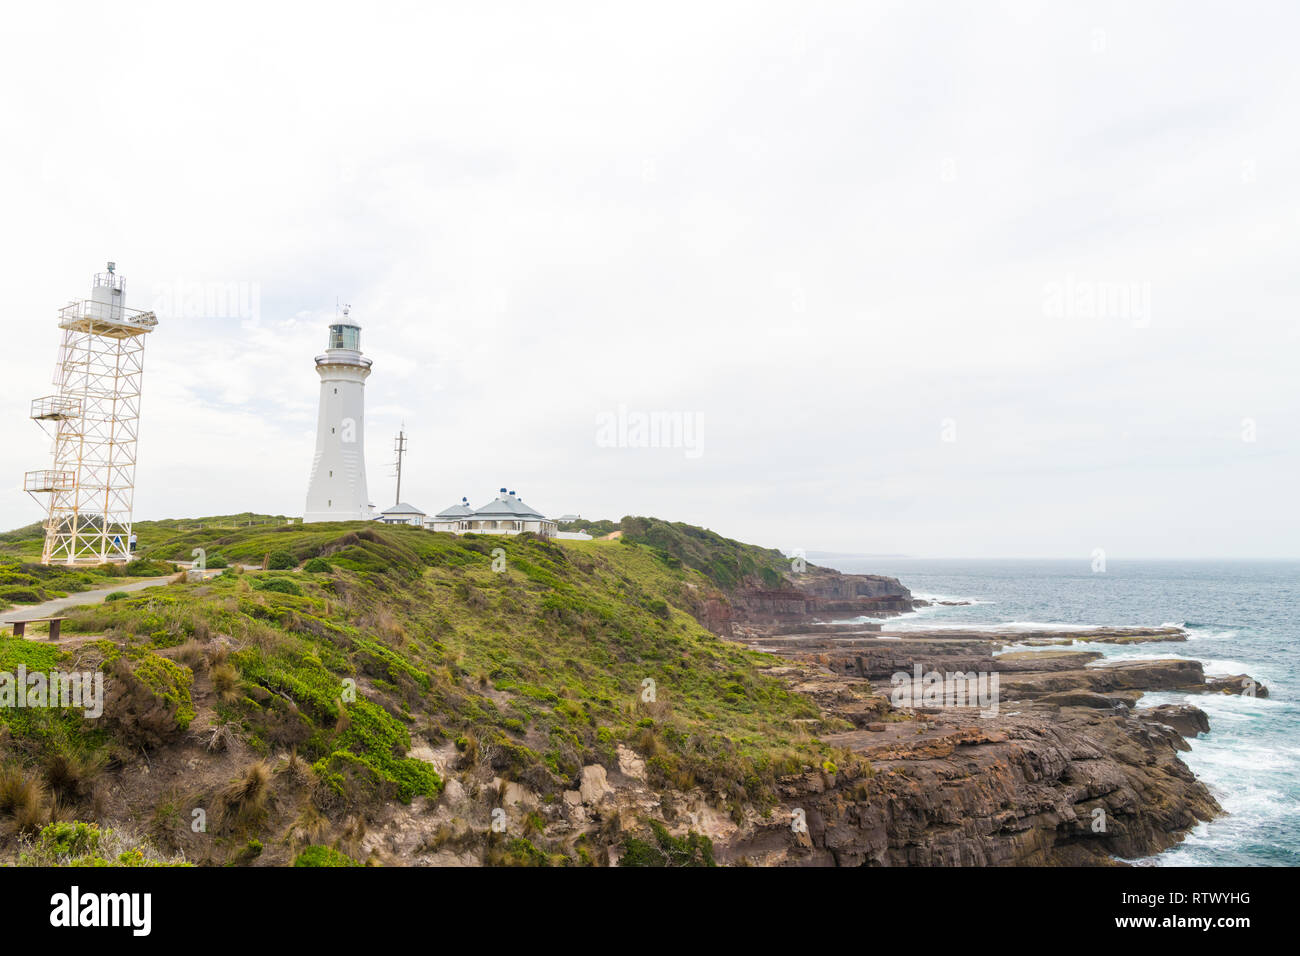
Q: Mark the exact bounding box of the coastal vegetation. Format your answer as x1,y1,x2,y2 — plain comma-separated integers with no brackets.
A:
0,517,839,865
556,516,795,591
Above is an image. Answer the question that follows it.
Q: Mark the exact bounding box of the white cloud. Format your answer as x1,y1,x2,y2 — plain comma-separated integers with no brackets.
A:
1,0,1296,557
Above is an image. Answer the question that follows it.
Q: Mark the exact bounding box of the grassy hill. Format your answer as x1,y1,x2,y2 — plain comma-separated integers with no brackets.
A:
618,516,796,590
0,519,852,866
0,514,296,610
553,515,799,590
0,513,293,561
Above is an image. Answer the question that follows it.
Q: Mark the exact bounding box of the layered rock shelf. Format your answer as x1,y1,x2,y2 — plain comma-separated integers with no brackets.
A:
703,569,1266,865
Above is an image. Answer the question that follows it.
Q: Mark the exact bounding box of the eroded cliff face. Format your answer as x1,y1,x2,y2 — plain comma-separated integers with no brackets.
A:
344,566,1255,867
366,649,1230,867
678,572,1252,866
361,624,1242,868
713,663,1221,866
701,567,915,634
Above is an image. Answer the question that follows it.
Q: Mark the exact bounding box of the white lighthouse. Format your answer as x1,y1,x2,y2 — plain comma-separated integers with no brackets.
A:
304,311,374,522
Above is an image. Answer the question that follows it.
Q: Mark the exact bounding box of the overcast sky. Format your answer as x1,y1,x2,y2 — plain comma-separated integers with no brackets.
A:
1,1,1296,559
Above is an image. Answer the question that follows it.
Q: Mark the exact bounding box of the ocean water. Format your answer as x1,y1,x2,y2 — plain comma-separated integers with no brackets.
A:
818,557,1299,867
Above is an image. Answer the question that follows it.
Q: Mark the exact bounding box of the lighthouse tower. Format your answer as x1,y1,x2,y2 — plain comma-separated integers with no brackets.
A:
304,311,373,522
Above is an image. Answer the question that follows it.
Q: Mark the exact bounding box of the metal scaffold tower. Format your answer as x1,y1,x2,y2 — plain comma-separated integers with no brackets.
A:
23,262,159,565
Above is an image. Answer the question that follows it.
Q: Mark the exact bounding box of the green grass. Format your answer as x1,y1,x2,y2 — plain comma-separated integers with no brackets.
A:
293,845,360,867
553,515,800,590
0,521,179,610
47,521,832,808
0,516,842,852
556,518,621,537
0,559,137,609
19,821,190,867
0,635,108,762
619,820,716,866
619,516,795,590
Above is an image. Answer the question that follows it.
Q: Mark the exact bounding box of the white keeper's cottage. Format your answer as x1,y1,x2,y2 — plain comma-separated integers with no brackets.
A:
429,489,557,537
428,497,474,532
377,503,426,526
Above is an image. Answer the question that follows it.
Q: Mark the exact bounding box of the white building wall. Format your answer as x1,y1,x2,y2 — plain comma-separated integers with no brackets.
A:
378,514,423,526
425,518,557,537
304,328,372,522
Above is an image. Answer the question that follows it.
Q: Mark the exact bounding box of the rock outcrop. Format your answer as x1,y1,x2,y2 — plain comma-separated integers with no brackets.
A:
701,610,1265,865
722,704,1219,866
702,567,915,634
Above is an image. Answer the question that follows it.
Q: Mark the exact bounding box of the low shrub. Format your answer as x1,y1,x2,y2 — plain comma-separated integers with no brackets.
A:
211,662,240,702
619,821,715,867
293,845,360,867
253,577,302,597
217,761,271,832
0,767,48,834
266,551,298,571
33,820,100,857
124,559,174,577
103,653,196,747
18,821,189,867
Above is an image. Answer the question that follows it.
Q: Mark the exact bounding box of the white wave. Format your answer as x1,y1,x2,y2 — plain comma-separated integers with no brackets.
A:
1200,658,1255,677
830,613,915,625
1182,627,1240,641
1083,653,1175,667
1192,745,1294,774
911,592,995,605
883,619,1118,634
1144,690,1285,721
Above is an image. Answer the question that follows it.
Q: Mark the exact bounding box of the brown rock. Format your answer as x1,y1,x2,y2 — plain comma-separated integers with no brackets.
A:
1143,704,1211,738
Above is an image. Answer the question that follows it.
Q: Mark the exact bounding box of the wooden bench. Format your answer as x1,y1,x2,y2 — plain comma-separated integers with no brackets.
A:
4,617,66,640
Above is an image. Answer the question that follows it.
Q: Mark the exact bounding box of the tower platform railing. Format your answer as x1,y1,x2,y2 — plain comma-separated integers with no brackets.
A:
29,396,81,421
23,470,76,493
58,300,159,337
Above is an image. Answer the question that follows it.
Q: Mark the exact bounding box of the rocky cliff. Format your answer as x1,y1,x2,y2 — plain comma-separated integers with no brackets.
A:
702,616,1261,865
717,662,1223,865
691,566,915,634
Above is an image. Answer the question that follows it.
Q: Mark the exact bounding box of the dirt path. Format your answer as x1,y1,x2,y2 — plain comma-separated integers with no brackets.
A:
4,561,289,635
2,577,173,624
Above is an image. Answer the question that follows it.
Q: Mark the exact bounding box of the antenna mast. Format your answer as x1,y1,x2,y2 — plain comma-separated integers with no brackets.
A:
392,426,407,505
